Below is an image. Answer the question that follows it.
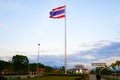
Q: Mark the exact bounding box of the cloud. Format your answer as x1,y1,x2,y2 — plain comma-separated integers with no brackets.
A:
67,41,120,68
94,56,120,65
81,55,96,60
28,41,120,68
0,56,12,61
29,55,64,67
1,41,120,69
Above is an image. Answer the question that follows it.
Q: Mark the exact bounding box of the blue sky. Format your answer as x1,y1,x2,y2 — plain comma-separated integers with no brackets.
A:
0,0,120,68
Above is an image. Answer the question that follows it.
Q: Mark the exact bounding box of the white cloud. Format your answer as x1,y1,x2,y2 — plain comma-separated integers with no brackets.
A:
82,55,96,60
95,56,120,66
66,40,112,55
0,56,12,61
81,41,111,49
23,41,115,56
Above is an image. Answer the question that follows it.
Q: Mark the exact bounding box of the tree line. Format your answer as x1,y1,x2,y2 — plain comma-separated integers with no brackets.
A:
90,60,120,75
0,55,55,75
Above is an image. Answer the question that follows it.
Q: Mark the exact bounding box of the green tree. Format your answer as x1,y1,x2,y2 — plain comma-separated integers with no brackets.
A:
95,67,101,74
45,66,54,73
90,69,95,74
115,60,120,70
0,60,6,74
60,66,65,73
110,60,120,80
100,66,111,75
0,60,13,74
29,63,37,72
111,63,116,70
110,61,120,70
12,55,29,74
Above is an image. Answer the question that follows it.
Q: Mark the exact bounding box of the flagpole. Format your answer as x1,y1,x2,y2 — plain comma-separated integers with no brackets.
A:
64,5,67,74
49,5,67,74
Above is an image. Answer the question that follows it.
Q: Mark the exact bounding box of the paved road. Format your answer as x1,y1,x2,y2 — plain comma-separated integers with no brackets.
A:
4,75,37,80
89,74,106,80
103,75,120,80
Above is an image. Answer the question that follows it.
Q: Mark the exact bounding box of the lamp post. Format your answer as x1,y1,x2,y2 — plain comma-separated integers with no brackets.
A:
37,43,40,75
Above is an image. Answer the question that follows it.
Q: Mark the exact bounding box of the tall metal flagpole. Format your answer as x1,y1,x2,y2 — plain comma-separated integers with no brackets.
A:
49,5,67,74
64,5,67,74
37,43,40,75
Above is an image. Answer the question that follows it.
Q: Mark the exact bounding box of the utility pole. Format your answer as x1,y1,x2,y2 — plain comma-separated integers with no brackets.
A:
37,43,40,75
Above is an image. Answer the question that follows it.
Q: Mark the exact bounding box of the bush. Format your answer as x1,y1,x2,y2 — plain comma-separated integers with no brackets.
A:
0,76,7,80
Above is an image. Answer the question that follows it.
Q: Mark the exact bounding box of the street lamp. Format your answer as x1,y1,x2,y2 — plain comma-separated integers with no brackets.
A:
37,43,40,75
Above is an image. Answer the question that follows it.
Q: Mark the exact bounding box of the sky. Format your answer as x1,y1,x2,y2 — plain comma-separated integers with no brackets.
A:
0,0,120,69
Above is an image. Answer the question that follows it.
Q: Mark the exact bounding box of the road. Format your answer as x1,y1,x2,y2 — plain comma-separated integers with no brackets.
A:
4,75,37,80
89,74,106,80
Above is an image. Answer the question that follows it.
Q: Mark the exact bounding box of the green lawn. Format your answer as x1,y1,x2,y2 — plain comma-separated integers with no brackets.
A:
21,75,89,80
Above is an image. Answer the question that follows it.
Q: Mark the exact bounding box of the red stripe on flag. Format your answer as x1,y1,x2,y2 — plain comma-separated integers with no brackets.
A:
50,15,65,19
52,6,65,11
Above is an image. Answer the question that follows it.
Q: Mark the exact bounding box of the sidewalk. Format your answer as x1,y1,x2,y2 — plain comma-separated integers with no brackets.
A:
89,74,106,80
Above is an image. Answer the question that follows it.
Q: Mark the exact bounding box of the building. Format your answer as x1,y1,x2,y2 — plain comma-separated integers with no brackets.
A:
70,64,89,74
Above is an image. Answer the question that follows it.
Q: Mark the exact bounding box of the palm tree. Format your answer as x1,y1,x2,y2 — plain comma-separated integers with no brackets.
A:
115,60,120,70
110,61,120,80
101,65,111,75
96,67,103,74
111,63,116,70
115,60,120,80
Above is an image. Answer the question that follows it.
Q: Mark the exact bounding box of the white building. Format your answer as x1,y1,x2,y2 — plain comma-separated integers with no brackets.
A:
70,64,89,74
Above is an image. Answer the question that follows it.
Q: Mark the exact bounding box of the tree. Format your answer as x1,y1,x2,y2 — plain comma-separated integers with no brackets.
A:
115,60,120,70
90,69,95,74
110,60,120,71
95,67,101,74
100,66,111,75
60,66,65,73
110,60,120,80
0,60,13,74
12,55,29,74
29,63,37,72
0,60,6,73
111,63,116,70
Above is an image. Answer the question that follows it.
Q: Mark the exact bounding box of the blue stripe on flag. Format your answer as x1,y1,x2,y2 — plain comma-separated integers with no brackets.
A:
50,9,65,16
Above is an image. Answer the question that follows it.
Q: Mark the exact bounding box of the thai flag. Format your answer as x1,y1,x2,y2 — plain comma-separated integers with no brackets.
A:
49,6,65,19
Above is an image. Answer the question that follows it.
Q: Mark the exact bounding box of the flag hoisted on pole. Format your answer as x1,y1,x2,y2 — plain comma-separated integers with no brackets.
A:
49,5,65,19
49,5,67,74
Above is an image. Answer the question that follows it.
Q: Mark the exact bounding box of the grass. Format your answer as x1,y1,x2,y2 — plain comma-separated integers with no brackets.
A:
21,76,81,80
21,75,89,80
